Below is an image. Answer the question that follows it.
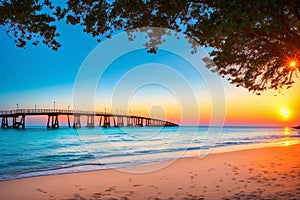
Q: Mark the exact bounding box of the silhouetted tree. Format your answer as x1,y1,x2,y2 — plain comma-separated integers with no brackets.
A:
1,0,299,93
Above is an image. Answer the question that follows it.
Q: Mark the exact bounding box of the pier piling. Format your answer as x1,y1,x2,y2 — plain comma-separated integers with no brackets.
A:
73,115,81,129
12,115,25,129
47,115,59,129
86,115,95,128
1,117,9,128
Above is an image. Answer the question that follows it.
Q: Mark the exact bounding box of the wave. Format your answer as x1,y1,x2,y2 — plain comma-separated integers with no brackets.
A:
0,162,106,181
1,126,300,181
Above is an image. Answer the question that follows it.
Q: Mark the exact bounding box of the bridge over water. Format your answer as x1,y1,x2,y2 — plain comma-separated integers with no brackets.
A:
0,109,178,129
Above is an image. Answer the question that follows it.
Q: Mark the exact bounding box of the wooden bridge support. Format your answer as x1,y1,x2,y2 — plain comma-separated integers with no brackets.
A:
73,115,81,129
102,116,111,128
12,115,25,129
99,116,102,127
1,117,9,128
86,115,95,128
133,117,137,126
126,117,133,127
112,116,117,127
99,116,111,128
157,120,161,126
67,115,71,128
135,117,143,127
145,119,151,126
150,119,163,127
116,116,124,127
47,115,59,129
150,119,155,126
164,122,175,126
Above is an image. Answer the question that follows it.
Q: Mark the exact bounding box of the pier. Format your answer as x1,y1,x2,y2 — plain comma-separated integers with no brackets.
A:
0,109,178,129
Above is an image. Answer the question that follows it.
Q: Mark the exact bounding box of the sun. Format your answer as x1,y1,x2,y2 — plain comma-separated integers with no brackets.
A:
286,57,299,70
290,61,296,68
280,108,290,119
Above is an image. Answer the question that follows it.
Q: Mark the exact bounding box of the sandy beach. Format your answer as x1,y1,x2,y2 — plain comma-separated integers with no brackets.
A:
0,144,299,200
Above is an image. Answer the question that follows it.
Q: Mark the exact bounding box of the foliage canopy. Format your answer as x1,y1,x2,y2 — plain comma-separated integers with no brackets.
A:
1,0,299,93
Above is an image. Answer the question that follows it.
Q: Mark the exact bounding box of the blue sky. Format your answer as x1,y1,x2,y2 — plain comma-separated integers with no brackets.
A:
0,22,97,109
0,24,213,108
1,21,299,126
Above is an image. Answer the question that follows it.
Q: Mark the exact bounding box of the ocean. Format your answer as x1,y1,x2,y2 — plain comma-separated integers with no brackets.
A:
0,126,299,181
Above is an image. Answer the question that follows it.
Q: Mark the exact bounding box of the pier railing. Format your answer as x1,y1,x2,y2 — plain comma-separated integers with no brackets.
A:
0,109,104,115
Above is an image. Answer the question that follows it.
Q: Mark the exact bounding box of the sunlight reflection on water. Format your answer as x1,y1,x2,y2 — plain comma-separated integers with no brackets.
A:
279,139,300,147
283,127,291,135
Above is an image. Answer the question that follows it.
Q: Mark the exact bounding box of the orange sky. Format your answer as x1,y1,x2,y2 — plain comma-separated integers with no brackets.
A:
24,77,299,127
13,72,300,127
145,74,300,127
93,70,300,127
220,78,300,126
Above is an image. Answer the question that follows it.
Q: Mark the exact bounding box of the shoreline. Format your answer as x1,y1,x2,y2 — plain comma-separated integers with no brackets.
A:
0,144,299,199
2,138,300,182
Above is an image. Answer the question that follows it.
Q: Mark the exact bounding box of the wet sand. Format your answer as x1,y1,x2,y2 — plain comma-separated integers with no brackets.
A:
0,144,299,199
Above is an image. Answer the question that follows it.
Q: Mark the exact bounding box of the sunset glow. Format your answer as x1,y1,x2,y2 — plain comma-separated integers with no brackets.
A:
280,108,290,119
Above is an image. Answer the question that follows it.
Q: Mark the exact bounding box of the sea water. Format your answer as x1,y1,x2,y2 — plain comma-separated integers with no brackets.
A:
0,126,299,180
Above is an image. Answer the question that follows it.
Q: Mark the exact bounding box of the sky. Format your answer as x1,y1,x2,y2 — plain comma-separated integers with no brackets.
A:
0,21,299,127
